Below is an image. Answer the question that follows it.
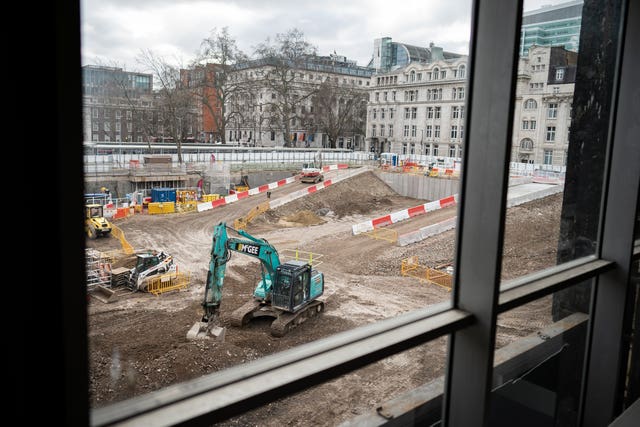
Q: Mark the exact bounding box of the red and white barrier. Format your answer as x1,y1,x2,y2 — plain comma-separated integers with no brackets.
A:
321,164,349,172
196,164,350,212
197,176,296,212
352,194,459,235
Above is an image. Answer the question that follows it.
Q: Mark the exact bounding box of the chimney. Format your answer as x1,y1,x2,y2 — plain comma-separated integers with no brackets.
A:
431,45,444,61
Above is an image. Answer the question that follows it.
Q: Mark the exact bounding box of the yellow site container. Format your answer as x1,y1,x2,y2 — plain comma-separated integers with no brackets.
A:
148,201,176,215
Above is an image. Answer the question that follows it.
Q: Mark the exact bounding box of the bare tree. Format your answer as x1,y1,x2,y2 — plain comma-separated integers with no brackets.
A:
191,27,249,144
253,28,317,147
137,49,197,163
310,80,368,148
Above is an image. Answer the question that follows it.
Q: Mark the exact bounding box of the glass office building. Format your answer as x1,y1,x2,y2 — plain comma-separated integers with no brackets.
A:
520,0,583,56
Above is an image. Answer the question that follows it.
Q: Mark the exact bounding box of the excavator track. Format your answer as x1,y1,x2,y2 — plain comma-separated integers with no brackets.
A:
230,300,264,327
270,300,325,337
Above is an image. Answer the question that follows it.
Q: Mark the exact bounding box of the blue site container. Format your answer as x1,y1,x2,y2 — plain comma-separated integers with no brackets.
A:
151,188,176,203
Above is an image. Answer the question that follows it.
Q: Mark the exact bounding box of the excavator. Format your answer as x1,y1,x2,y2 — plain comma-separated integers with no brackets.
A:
187,222,325,340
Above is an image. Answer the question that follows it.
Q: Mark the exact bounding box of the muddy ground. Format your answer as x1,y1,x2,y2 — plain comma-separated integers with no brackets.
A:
86,169,563,426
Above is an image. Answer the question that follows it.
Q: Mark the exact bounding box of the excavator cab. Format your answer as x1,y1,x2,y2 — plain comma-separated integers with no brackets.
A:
271,260,324,312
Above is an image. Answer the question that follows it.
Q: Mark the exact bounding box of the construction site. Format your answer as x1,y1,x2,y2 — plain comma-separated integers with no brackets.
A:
86,163,564,426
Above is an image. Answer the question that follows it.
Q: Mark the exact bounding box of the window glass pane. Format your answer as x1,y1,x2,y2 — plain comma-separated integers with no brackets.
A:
82,0,473,412
503,0,622,281
491,284,593,427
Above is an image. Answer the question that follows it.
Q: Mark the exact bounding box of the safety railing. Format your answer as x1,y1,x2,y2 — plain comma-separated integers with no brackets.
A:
280,249,324,267
110,224,135,254
234,201,271,230
146,271,191,296
400,256,453,291
362,227,398,243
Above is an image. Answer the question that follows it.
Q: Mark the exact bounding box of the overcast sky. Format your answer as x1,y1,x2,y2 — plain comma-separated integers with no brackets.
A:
81,0,573,71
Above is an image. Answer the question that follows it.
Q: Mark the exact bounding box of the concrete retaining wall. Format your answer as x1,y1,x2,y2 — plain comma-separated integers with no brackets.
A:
376,171,459,200
506,184,564,208
398,217,458,246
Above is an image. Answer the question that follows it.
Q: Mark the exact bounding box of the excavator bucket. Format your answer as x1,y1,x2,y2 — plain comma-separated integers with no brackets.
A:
90,285,117,304
186,321,226,341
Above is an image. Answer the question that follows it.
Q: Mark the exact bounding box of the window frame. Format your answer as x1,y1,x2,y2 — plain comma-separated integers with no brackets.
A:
65,1,640,426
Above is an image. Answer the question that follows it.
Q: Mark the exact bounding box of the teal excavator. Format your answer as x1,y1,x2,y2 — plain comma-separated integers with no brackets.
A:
187,222,325,340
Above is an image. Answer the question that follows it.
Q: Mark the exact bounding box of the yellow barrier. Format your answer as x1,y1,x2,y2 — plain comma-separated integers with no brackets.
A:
280,248,324,267
146,271,191,296
202,194,221,202
401,256,452,290
234,201,270,230
148,202,176,215
363,227,398,243
110,224,135,254
176,201,198,213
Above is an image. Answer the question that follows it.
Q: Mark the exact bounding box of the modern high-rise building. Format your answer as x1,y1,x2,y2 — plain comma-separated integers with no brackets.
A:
371,37,464,73
520,0,583,56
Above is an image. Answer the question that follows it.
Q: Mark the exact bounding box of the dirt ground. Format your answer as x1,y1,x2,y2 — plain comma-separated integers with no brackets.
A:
86,169,563,425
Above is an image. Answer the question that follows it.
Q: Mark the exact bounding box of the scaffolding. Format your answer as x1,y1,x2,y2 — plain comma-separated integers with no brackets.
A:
85,249,113,288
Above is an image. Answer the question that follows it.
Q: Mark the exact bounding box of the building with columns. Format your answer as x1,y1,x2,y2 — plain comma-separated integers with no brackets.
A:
365,42,576,167
365,44,468,159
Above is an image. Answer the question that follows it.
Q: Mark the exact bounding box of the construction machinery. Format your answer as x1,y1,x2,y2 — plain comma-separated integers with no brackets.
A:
188,222,325,340
85,204,112,239
300,151,324,183
128,250,176,291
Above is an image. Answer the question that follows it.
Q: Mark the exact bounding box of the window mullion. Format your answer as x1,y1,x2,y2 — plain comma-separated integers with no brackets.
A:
443,0,523,426
582,0,640,423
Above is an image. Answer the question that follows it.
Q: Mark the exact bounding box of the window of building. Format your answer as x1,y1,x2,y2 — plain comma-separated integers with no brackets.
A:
402,143,407,154
403,125,409,137
375,92,379,101
524,98,537,109
380,125,385,136
458,65,466,79
427,107,434,119
547,103,558,118
126,110,132,120
530,120,536,130
115,110,121,120
440,70,446,79
425,144,431,156
104,122,110,132
270,131,275,141
371,125,376,137
522,120,529,130
543,149,553,164
449,145,456,157
452,106,460,119
432,143,439,156
381,109,385,119
434,125,440,139
127,122,132,132
451,125,458,139
520,138,533,150
392,91,396,101
411,125,417,137
373,109,377,119
433,67,439,80
555,68,565,80
388,125,393,137
383,92,388,101
410,70,416,82
546,126,556,142
411,107,417,119
390,108,394,119
115,122,121,132
457,87,465,100
435,107,441,119
553,86,560,94
405,108,410,119
426,125,432,138
417,73,422,81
